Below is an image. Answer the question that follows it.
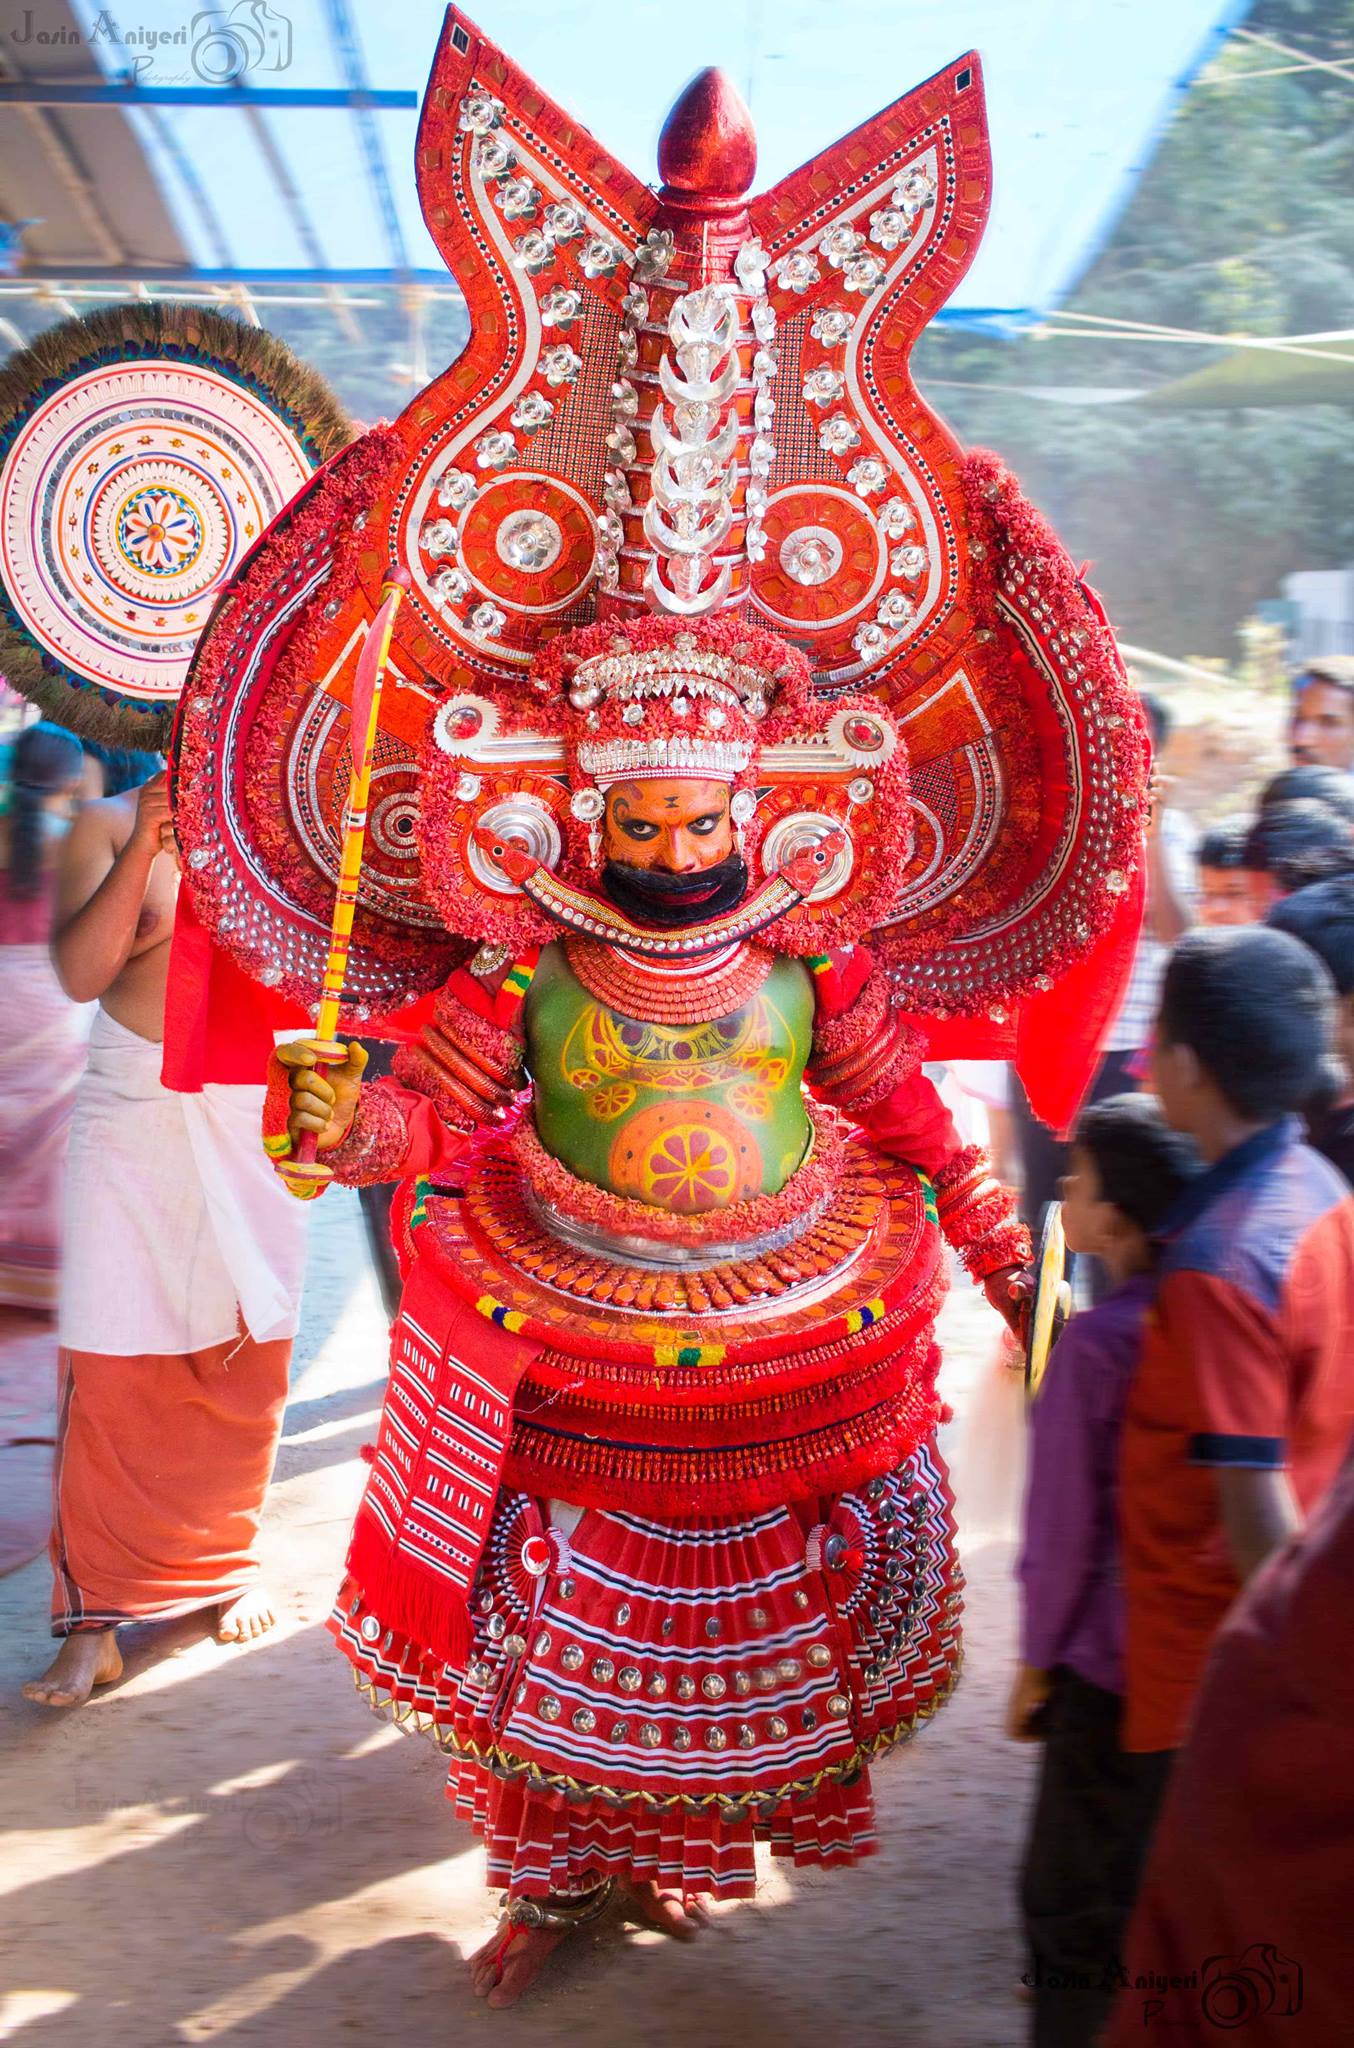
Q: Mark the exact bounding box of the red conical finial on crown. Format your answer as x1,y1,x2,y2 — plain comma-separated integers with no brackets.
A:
657,67,757,212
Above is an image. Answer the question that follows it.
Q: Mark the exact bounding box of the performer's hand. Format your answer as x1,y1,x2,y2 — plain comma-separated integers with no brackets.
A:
983,1262,1033,1339
131,772,175,859
1006,1663,1052,1743
275,1038,368,1150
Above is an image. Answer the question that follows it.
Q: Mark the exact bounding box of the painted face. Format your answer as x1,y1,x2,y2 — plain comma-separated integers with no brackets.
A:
1198,866,1255,928
602,778,734,873
1290,679,1354,771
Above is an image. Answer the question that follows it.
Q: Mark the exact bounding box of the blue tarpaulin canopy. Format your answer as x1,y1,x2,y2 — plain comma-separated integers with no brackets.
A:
6,0,1250,327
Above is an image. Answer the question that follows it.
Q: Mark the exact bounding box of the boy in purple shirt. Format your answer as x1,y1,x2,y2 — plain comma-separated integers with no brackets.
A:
1010,1094,1199,2048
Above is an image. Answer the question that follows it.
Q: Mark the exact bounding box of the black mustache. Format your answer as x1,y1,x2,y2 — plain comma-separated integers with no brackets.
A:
601,853,749,928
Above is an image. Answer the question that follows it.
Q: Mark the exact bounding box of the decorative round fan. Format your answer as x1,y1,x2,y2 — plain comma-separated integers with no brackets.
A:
0,303,351,746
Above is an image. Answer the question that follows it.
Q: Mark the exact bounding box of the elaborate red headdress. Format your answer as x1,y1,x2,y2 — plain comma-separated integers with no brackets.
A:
172,7,1149,1121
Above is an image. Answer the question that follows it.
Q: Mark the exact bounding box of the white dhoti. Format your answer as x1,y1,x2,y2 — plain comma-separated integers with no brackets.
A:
49,1010,308,1633
59,1009,307,1355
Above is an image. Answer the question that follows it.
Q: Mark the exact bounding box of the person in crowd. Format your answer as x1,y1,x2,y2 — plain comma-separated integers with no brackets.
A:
1108,1444,1354,2045
78,741,166,800
1242,797,1353,914
1011,1095,1199,2048
1268,875,1354,1184
1195,821,1254,928
1288,657,1354,772
1258,762,1354,828
21,766,307,1708
1118,927,1354,1872
1013,692,1192,1291
0,723,88,1309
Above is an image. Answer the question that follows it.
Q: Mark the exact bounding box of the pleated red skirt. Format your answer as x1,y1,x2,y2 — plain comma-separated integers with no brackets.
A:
330,1436,961,1900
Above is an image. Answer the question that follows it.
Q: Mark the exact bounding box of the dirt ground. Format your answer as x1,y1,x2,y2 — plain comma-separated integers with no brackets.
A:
0,1191,1037,2048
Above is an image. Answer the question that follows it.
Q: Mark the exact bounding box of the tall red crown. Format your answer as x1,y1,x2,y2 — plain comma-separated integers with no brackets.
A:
173,7,1149,1113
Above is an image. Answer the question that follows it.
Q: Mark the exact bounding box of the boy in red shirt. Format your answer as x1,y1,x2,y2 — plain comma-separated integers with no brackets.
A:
1119,927,1354,1825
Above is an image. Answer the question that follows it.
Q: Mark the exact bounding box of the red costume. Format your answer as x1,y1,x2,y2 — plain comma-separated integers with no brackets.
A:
171,10,1149,1930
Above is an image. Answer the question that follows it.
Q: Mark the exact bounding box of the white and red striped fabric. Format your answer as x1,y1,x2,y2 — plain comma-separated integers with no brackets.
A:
331,1440,961,1900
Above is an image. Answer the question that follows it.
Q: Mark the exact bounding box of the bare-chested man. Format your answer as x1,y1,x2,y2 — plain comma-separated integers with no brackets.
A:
24,771,308,1706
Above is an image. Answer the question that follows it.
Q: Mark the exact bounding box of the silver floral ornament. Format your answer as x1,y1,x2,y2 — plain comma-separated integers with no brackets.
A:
430,566,470,608
734,238,769,292
634,227,675,280
877,589,916,628
852,622,888,657
843,253,886,295
474,429,516,470
580,235,622,278
540,285,582,327
819,224,865,268
819,415,860,456
802,366,844,406
894,166,937,215
458,89,505,133
810,307,853,346
868,207,908,249
774,250,821,292
436,467,477,511
495,176,538,221
475,134,516,178
847,455,888,496
511,390,554,432
467,600,507,639
751,298,777,342
420,518,458,559
891,543,927,579
512,230,553,275
542,200,583,242
540,344,581,386
880,496,915,538
570,786,605,821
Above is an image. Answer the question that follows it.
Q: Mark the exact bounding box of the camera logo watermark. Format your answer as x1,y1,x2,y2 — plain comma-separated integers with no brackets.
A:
1027,1942,1304,2031
5,5,294,86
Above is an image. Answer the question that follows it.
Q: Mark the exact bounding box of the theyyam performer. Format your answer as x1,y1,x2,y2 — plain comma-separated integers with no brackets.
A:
170,8,1150,2005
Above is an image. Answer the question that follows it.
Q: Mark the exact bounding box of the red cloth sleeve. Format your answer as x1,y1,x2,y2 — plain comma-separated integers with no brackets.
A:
1159,1270,1290,1466
849,1065,963,1180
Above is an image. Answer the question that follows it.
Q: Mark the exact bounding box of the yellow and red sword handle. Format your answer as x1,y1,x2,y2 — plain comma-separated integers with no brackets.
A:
275,564,410,1200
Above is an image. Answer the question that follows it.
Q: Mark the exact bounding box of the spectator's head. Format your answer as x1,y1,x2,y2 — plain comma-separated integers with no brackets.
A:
1242,797,1354,912
1196,821,1254,927
80,741,163,797
1061,1094,1200,1273
1154,927,1335,1150
1289,658,1354,772
1259,764,1354,829
1268,874,1354,1082
5,719,84,900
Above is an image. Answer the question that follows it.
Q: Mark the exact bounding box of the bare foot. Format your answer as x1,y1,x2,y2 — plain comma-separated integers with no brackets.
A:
216,1586,276,1643
22,1629,123,1707
468,1917,571,2009
627,1879,708,1940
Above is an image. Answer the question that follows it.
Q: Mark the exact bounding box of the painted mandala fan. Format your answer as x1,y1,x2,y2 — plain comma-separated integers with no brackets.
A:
0,304,352,745
172,6,1148,1090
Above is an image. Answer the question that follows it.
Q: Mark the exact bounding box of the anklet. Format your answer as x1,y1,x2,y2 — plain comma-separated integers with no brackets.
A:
505,1880,614,1931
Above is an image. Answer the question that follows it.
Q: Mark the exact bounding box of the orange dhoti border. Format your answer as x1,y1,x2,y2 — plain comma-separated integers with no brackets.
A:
50,1333,291,1635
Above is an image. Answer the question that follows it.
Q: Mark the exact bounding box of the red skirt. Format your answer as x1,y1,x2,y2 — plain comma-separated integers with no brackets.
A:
329,1435,961,1899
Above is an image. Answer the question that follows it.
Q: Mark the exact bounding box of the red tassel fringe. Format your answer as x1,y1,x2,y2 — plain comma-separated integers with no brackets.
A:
345,1508,471,1669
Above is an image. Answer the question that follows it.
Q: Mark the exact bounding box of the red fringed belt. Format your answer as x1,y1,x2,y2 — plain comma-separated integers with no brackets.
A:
368,1136,948,1520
